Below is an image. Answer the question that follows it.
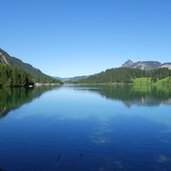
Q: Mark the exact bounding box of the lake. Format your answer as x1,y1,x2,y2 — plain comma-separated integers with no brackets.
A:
0,85,171,171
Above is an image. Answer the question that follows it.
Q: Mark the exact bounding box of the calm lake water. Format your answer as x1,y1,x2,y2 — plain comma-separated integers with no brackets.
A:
1,85,171,171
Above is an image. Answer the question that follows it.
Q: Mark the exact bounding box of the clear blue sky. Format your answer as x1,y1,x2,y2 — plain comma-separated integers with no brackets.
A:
0,0,171,77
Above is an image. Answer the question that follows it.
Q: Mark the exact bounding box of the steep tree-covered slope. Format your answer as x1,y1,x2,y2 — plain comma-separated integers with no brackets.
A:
0,48,62,85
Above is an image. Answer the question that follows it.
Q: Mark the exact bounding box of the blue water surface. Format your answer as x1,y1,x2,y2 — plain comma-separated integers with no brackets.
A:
0,85,171,171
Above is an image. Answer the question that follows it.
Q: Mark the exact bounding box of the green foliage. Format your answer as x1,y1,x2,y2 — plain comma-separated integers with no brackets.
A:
0,65,33,87
147,68,171,82
79,67,171,84
0,48,62,85
154,77,171,86
80,68,145,83
132,77,152,85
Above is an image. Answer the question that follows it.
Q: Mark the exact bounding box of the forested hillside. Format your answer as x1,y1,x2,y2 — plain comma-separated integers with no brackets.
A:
0,65,33,87
79,67,171,84
0,49,62,87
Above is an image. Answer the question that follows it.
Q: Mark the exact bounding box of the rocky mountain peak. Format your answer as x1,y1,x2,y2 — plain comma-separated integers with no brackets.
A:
0,50,9,65
121,60,163,70
122,59,134,67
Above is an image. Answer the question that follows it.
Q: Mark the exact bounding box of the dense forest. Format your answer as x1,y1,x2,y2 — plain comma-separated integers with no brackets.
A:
0,65,33,87
79,67,171,84
0,64,61,87
0,48,62,87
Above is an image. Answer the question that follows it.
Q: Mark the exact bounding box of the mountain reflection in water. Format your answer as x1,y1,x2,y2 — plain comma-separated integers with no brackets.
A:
0,86,60,118
71,84,171,107
0,85,171,171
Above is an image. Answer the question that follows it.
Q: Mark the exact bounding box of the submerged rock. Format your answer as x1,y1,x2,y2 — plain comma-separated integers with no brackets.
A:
56,155,63,162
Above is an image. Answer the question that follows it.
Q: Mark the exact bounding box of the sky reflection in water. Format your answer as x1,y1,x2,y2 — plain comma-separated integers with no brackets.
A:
0,85,171,171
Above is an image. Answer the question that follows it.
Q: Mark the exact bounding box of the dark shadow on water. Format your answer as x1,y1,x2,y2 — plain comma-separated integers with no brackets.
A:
0,86,60,118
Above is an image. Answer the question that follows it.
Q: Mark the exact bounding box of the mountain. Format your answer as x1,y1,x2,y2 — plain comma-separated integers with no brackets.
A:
0,48,62,84
121,60,161,70
160,63,171,70
121,59,171,70
56,76,88,82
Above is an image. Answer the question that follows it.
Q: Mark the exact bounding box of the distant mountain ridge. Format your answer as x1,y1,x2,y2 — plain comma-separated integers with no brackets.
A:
56,76,88,82
160,63,171,70
121,59,171,70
